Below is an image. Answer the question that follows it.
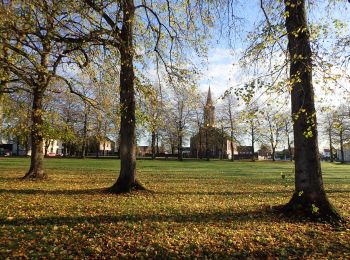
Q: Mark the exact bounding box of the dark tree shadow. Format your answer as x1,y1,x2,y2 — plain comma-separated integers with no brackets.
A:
0,208,278,226
0,188,108,195
0,188,349,197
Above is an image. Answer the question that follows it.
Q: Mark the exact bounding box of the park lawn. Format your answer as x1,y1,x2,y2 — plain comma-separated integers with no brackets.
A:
0,158,349,258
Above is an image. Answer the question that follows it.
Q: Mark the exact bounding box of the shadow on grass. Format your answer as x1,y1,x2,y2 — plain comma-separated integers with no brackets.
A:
0,188,108,195
1,208,277,226
0,188,349,197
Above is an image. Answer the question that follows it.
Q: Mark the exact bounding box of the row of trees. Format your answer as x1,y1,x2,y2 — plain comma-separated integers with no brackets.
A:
321,104,350,163
1,0,349,221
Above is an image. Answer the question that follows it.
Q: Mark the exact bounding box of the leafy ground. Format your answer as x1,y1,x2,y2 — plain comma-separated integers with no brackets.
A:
0,158,349,258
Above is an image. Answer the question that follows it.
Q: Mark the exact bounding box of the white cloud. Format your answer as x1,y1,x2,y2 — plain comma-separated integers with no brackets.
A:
199,48,243,99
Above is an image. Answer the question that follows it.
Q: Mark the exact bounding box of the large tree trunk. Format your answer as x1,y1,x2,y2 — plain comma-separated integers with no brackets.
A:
110,0,144,193
282,0,341,221
23,89,46,179
0,92,3,144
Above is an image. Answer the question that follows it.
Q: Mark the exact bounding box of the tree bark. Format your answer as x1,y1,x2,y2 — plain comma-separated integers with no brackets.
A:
44,140,50,156
329,129,333,162
287,128,292,161
206,127,210,161
199,126,203,159
0,92,3,144
0,35,9,145
22,89,46,179
151,131,156,159
81,108,88,158
178,125,183,161
251,123,255,161
156,132,159,154
340,129,344,164
230,130,235,162
16,137,20,156
282,0,341,221
110,0,144,193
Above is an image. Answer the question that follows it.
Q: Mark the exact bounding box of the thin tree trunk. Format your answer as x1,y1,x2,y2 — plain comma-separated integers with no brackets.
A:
23,89,46,179
156,132,159,154
220,125,224,160
282,0,341,221
272,147,276,162
251,123,255,161
340,130,344,164
81,109,88,158
25,138,29,156
206,127,209,161
329,129,333,162
0,35,9,145
171,142,175,155
199,126,203,159
96,141,99,158
110,0,144,193
151,131,156,159
178,126,183,161
16,138,20,156
287,132,292,161
230,131,235,162
44,140,50,157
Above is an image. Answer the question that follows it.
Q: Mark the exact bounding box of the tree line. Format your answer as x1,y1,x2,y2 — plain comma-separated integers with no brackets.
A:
1,0,349,221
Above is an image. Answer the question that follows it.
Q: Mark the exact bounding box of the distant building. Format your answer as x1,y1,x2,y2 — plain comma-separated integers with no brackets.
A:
323,149,331,158
0,138,64,156
337,143,350,162
190,87,236,159
87,137,116,156
44,140,64,156
236,146,258,160
138,146,152,157
237,146,253,155
137,144,166,157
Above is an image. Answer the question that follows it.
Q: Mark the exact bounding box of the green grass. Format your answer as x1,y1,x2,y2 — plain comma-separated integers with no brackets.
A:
0,158,349,258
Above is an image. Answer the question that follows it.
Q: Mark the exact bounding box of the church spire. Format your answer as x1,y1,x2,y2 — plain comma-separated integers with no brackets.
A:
206,86,213,105
204,87,215,127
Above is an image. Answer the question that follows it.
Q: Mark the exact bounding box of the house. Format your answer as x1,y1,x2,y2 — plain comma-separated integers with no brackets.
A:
236,146,258,160
323,149,331,158
44,140,64,156
138,146,152,157
87,137,116,156
0,138,64,156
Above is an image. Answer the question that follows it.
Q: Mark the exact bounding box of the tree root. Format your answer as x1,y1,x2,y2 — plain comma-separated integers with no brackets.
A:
21,170,48,180
108,179,147,194
276,192,345,223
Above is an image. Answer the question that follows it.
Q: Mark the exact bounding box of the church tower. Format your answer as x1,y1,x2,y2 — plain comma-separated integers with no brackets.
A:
204,87,215,127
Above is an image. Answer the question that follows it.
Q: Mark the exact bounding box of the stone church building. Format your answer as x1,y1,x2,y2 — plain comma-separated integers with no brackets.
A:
190,87,236,159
